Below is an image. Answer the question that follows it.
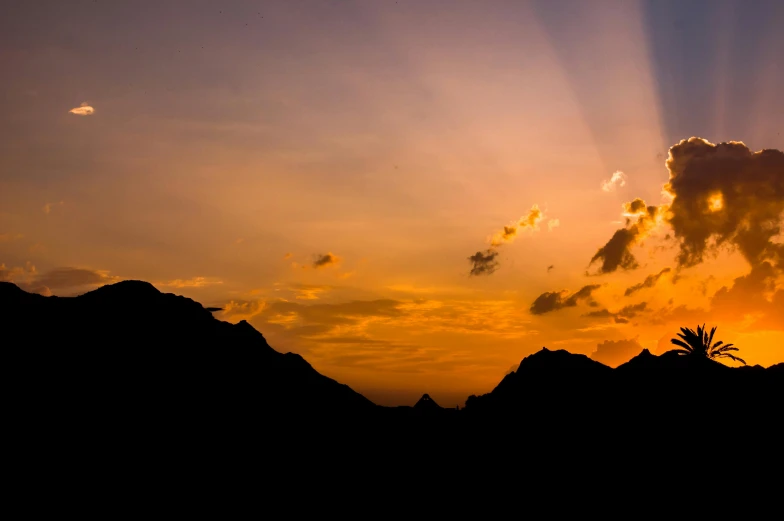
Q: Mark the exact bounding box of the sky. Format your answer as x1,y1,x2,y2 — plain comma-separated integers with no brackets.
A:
1,0,783,407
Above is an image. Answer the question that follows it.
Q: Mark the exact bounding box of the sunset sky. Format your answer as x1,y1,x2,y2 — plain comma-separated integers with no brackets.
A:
1,0,783,406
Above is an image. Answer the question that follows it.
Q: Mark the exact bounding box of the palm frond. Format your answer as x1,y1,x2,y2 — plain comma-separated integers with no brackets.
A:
716,352,746,365
670,339,694,352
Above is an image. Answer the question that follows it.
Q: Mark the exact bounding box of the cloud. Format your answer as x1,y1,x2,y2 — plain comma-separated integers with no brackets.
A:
590,338,644,367
601,170,627,192
529,284,602,315
489,204,545,246
583,302,648,323
156,277,223,289
547,219,560,231
624,267,672,296
547,265,554,273
708,262,782,329
1,264,105,295
469,204,554,276
589,199,665,274
68,102,94,116
468,249,499,276
42,201,64,214
313,252,339,268
32,267,117,289
289,283,331,300
219,299,268,322
663,138,784,271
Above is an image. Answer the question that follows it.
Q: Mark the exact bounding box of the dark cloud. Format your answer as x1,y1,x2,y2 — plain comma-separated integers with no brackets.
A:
583,302,647,323
624,267,672,296
589,200,664,274
590,338,645,367
468,249,499,276
663,138,784,271
529,284,602,315
313,252,339,268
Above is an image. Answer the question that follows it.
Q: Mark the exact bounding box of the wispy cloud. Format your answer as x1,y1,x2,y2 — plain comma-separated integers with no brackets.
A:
68,102,94,116
156,276,223,288
469,204,555,276
601,170,627,192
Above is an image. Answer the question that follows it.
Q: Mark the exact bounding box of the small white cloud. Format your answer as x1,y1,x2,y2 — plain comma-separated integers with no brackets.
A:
547,219,560,231
69,102,94,116
601,170,627,192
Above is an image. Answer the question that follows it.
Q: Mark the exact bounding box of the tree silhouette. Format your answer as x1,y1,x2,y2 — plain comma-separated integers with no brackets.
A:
670,324,746,365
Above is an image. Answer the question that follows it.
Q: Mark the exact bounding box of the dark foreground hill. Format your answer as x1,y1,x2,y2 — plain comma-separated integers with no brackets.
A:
464,346,782,433
3,281,781,444
3,280,782,498
1,280,374,422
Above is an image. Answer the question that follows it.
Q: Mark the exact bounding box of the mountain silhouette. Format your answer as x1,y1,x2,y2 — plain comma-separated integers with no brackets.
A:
3,280,780,448
465,345,781,435
414,393,442,410
1,281,375,424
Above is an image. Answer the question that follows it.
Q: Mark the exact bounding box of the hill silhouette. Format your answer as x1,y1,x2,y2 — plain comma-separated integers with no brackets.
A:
3,281,780,448
1,280,374,424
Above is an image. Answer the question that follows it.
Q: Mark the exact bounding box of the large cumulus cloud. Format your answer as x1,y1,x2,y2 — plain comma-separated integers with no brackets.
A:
663,137,784,271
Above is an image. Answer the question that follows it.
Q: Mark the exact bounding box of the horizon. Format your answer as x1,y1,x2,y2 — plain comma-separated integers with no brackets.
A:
2,1,783,407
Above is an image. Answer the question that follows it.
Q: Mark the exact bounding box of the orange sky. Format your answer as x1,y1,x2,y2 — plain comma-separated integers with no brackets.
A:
1,1,783,406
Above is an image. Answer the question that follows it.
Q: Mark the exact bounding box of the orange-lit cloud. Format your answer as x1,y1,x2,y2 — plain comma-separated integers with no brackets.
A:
291,283,331,300
601,170,627,192
157,276,223,288
68,102,94,116
489,204,545,246
1,263,100,296
469,204,554,276
220,299,267,322
529,284,602,315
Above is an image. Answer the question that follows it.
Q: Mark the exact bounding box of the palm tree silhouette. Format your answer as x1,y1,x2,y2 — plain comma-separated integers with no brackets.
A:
670,324,746,365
